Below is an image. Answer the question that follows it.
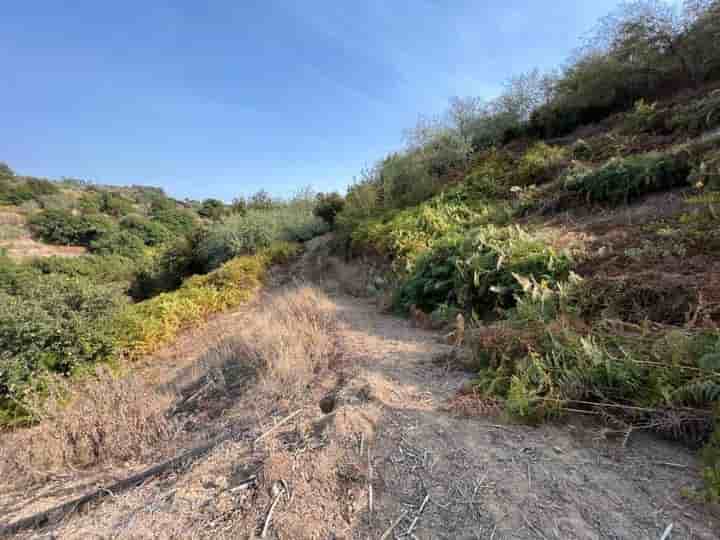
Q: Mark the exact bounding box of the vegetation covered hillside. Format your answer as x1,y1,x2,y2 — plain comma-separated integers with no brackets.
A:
333,0,720,500
0,164,334,426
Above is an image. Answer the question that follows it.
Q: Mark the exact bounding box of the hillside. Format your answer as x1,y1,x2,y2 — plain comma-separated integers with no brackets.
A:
1,2,720,538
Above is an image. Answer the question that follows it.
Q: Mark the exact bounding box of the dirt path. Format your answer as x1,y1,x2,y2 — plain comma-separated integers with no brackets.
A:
6,246,719,538
331,295,719,540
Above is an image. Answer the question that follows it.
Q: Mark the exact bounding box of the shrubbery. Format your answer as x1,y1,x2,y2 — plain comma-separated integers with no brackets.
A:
0,241,299,425
0,275,127,424
313,192,345,227
89,229,146,258
513,143,567,186
397,225,571,315
565,152,691,205
0,176,59,206
119,214,173,246
116,243,298,359
150,207,198,236
29,209,116,246
31,254,138,285
196,205,327,271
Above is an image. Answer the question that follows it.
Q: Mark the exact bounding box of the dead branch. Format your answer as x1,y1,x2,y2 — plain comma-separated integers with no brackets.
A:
380,511,408,540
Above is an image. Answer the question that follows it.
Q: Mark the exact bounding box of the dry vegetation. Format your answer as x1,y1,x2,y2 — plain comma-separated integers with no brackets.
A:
229,285,341,395
0,370,176,486
0,284,342,515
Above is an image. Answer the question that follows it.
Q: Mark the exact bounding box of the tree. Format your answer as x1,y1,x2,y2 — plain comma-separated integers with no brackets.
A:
495,69,557,122
447,96,485,140
198,198,226,220
247,189,275,211
678,0,720,85
230,196,247,215
0,163,14,179
313,192,345,227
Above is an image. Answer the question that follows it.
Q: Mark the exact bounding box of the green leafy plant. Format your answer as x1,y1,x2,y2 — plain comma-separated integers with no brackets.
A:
566,152,691,205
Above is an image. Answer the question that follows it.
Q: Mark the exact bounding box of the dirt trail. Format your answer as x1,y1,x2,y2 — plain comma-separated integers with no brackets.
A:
5,243,719,539
332,295,719,540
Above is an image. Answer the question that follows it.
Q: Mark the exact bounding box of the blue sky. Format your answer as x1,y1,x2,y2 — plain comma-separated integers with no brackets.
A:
1,1,624,201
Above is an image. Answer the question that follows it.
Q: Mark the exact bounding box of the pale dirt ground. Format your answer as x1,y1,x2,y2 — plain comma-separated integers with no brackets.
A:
3,239,720,539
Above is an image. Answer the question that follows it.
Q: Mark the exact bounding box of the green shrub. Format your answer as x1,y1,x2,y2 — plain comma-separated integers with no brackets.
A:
566,153,691,205
571,139,593,161
397,225,572,314
197,198,227,220
514,143,567,186
197,206,327,271
130,237,199,300
119,214,172,246
314,192,345,227
0,163,13,179
31,254,137,285
29,210,116,246
461,150,515,200
703,421,720,503
89,230,146,258
150,207,198,237
116,245,294,359
98,192,135,217
0,176,60,206
621,99,661,134
350,193,512,274
0,275,126,420
0,256,42,295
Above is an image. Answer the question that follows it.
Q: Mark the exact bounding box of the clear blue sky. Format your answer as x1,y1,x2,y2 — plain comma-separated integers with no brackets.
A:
1,1,622,201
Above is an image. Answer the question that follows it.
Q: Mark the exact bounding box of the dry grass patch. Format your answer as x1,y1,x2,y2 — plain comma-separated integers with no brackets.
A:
223,285,340,397
0,369,176,485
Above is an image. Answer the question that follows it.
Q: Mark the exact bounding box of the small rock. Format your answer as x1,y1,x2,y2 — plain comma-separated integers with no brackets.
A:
320,394,336,414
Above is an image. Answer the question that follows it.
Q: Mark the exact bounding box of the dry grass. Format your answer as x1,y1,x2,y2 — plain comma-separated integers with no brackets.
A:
0,369,176,485
0,209,26,226
222,285,340,397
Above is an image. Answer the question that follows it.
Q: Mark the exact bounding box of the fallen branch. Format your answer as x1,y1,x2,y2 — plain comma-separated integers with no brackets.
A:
406,493,431,536
261,481,287,538
0,427,250,538
380,511,408,540
0,408,304,537
254,409,303,445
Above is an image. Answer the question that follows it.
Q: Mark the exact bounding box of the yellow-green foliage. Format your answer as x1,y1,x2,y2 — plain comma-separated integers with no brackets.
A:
116,243,298,358
350,193,512,273
514,143,567,186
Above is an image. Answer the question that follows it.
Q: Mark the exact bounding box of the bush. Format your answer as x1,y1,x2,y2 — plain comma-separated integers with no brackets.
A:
130,237,200,300
29,209,116,246
0,275,126,421
570,139,593,161
99,192,135,217
198,198,227,220
314,192,345,227
397,225,572,315
349,193,511,273
514,143,567,186
197,206,327,271
0,176,60,206
32,254,137,285
119,214,172,246
89,230,146,258
622,99,661,134
566,152,691,205
150,207,198,236
116,248,290,358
